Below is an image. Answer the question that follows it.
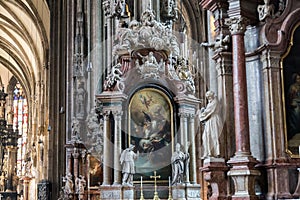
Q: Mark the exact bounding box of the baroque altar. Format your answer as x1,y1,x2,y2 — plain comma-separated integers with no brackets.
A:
96,7,201,200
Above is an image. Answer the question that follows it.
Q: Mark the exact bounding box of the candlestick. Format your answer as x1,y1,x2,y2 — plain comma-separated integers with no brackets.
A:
168,176,173,200
140,176,145,200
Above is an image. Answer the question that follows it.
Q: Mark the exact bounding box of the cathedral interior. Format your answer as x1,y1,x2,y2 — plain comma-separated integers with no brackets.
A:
1,0,300,199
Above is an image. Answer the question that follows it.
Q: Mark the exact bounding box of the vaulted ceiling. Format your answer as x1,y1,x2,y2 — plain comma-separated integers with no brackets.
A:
0,0,49,95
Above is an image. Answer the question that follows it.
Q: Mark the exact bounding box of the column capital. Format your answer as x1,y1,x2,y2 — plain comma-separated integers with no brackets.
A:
225,17,249,35
112,110,123,117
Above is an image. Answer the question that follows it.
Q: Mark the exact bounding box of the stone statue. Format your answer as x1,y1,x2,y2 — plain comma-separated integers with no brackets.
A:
0,172,6,191
76,82,86,118
171,143,189,185
120,144,138,186
198,91,223,159
104,63,123,91
257,0,275,21
63,173,74,195
75,175,86,194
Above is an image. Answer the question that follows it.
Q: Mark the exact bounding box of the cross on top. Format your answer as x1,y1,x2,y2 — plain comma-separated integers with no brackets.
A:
150,171,161,184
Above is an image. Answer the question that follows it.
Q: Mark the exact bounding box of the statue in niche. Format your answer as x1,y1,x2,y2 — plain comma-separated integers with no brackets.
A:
197,91,223,159
120,144,139,186
63,173,74,195
257,0,275,21
76,82,86,118
171,143,189,185
287,73,300,141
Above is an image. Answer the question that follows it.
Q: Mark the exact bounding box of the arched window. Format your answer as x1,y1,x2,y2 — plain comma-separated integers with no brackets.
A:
13,82,28,176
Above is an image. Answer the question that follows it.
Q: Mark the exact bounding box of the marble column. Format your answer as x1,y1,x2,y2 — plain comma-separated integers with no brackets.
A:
188,113,197,184
113,110,122,185
102,112,112,185
179,112,189,183
260,50,292,199
23,177,31,200
226,17,260,200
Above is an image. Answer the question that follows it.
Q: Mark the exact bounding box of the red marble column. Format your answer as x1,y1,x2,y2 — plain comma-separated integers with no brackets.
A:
231,21,250,156
226,17,260,200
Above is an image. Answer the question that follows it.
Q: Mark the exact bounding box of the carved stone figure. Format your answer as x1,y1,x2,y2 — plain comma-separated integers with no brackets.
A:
161,0,178,20
76,82,86,118
0,172,6,191
175,57,195,93
171,143,189,185
198,91,223,158
201,34,230,52
136,52,164,79
104,63,123,91
63,173,74,195
75,175,86,194
86,109,103,157
120,144,138,186
257,0,275,21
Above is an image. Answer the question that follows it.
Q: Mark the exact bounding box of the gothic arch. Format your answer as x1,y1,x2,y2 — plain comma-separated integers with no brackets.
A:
0,0,50,199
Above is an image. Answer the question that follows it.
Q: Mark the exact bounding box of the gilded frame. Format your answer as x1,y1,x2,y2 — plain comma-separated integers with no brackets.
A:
282,22,300,157
128,87,174,181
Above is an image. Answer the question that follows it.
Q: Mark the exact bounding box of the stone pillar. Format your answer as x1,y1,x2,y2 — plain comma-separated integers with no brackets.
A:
260,50,292,199
73,148,80,178
188,113,197,184
6,146,17,191
214,52,233,159
226,17,260,200
103,0,112,74
23,177,31,200
113,110,122,185
179,112,189,183
201,158,229,200
102,112,112,185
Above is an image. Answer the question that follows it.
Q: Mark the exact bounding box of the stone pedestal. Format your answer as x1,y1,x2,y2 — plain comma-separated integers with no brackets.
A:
99,185,135,200
227,156,260,200
172,184,201,200
122,185,135,200
201,157,229,200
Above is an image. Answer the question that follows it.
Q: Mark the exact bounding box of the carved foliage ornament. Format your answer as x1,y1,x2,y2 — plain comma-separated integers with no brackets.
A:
225,17,249,35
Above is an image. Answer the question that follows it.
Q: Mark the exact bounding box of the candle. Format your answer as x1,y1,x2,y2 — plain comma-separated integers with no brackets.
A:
141,176,143,188
169,176,171,187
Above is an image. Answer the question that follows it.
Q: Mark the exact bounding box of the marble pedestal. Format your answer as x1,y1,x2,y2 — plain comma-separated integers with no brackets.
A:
172,183,201,200
200,157,229,200
99,185,135,200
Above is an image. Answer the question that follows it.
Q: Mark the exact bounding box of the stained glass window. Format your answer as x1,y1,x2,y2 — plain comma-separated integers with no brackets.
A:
13,82,28,176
